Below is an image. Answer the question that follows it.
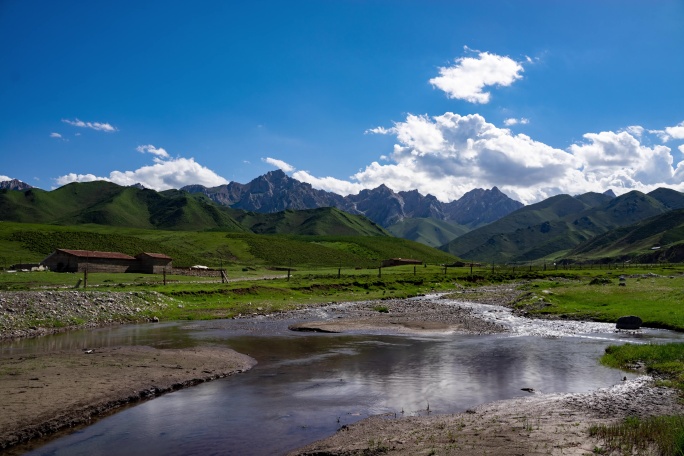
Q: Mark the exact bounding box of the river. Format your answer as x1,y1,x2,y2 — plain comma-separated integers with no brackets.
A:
8,297,684,456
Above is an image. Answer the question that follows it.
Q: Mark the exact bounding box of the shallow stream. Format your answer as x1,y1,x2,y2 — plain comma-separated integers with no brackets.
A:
7,297,684,456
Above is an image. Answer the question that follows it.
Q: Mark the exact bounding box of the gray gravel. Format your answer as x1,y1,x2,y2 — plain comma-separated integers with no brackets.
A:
0,291,171,340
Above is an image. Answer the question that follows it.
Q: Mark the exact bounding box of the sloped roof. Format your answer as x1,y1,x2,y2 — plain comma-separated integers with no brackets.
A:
136,252,172,260
57,249,136,260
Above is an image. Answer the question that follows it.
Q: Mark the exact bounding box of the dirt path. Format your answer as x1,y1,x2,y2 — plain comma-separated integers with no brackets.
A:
0,345,255,451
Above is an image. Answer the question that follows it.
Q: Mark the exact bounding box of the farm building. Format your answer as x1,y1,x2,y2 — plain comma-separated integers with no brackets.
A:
381,258,423,268
41,249,172,273
135,252,173,274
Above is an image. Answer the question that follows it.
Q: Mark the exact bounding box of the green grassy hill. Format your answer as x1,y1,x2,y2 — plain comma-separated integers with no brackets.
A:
441,194,591,261
0,182,386,237
0,182,247,231
0,222,457,269
234,207,388,236
442,189,684,263
567,208,684,261
387,218,469,248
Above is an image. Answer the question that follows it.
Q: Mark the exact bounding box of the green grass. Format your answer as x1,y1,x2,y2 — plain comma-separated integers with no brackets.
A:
601,343,684,390
590,343,684,455
590,415,684,456
511,273,684,331
0,221,459,269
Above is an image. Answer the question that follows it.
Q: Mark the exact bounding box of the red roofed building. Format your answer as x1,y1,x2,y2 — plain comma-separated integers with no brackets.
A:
135,252,173,274
41,249,172,273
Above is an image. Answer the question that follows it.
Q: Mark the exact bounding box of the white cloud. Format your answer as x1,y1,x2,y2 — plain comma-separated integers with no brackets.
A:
50,132,62,139
300,113,684,205
136,144,170,159
292,171,364,196
679,145,684,154
55,173,102,185
665,121,684,140
503,118,529,126
0,175,12,181
625,125,644,138
429,52,524,104
364,126,393,135
262,157,295,172
55,157,228,190
62,118,117,132
359,113,580,203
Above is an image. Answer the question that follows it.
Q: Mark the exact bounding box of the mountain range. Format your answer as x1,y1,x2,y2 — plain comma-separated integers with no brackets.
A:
0,179,32,191
0,180,387,237
4,174,684,264
181,170,523,229
443,188,684,263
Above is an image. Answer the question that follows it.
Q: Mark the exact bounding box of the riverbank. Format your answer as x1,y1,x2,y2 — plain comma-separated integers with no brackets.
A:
0,290,172,340
292,376,684,455
0,345,255,451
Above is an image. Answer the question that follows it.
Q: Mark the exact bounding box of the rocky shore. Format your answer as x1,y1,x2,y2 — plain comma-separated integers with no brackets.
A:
0,290,173,340
285,295,505,335
292,375,684,456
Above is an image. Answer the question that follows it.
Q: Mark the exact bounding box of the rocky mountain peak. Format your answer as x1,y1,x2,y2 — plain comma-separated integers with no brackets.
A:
182,172,524,228
0,179,33,191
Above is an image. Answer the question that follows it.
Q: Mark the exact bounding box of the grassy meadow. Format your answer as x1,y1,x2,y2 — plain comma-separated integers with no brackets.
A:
0,221,457,269
511,271,684,331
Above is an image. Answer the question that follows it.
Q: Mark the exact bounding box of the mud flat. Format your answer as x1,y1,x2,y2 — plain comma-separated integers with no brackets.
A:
0,346,255,451
285,296,505,335
292,376,684,455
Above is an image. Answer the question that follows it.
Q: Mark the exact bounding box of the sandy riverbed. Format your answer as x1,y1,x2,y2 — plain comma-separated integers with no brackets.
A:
292,376,684,455
0,345,255,451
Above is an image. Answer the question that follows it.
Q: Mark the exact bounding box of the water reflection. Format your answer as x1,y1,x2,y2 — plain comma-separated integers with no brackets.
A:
9,318,684,456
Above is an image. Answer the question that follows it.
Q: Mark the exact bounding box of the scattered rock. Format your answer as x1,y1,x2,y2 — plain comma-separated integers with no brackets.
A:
616,315,642,330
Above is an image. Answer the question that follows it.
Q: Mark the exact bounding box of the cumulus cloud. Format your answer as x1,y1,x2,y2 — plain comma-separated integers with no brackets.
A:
56,151,228,190
503,118,529,126
0,175,12,181
62,118,117,132
136,144,170,159
665,121,684,140
50,132,62,139
292,171,364,196
429,52,524,104
262,157,295,172
295,113,684,205
359,113,580,203
680,145,684,154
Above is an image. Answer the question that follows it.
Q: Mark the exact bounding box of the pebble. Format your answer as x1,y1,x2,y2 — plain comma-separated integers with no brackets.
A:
0,291,171,340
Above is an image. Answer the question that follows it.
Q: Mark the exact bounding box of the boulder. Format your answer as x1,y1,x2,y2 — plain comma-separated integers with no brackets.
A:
616,315,642,330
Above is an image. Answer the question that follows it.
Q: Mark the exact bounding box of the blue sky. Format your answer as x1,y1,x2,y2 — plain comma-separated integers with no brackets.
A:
1,0,683,204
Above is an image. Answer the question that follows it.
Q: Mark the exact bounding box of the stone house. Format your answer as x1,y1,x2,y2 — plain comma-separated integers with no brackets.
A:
135,252,173,274
41,249,172,273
